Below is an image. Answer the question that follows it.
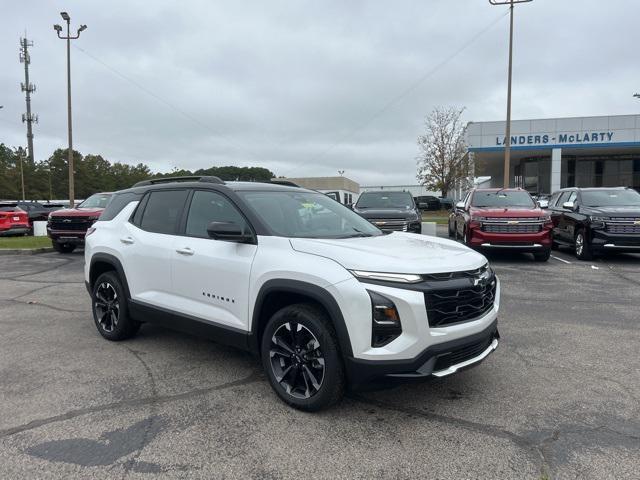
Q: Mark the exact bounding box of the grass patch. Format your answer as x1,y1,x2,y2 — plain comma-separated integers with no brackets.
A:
421,210,451,224
0,236,52,249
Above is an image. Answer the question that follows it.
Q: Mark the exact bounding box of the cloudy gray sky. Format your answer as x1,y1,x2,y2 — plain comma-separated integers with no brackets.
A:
2,0,638,185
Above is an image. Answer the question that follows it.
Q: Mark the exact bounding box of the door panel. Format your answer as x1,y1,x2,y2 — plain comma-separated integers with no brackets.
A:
171,190,257,330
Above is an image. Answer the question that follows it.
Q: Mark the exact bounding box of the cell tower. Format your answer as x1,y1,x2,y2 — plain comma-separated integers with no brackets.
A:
20,37,37,163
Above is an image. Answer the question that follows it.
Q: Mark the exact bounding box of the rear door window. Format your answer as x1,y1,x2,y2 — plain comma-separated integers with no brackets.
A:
138,190,189,234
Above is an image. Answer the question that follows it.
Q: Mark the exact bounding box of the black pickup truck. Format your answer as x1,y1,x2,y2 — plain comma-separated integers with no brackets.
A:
548,187,640,260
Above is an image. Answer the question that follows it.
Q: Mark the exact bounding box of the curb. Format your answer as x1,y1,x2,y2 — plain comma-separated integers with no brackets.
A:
0,247,55,256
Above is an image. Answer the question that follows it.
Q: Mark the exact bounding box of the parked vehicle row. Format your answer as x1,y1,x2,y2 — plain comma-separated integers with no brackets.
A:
448,186,640,261
84,176,500,411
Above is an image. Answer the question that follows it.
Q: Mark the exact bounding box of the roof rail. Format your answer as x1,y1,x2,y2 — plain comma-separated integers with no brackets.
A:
133,176,225,187
270,180,300,187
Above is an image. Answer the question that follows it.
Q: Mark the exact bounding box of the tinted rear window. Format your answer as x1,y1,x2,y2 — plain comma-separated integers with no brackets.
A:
99,192,142,221
138,190,189,234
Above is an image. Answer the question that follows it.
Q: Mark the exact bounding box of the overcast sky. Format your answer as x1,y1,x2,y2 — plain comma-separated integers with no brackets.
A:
2,0,638,185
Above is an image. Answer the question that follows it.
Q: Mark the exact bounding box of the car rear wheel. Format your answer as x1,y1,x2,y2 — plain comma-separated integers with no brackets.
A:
261,303,345,411
92,271,140,341
52,241,76,254
574,230,593,261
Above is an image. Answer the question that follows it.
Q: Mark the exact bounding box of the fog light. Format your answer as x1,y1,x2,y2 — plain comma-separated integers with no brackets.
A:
368,290,402,347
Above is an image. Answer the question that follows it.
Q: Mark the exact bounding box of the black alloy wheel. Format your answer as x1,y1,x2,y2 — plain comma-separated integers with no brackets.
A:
269,322,325,399
261,304,345,411
94,281,120,333
92,271,140,341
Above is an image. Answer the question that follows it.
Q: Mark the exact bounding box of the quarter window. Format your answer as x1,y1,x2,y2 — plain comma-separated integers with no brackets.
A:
185,190,249,238
139,189,188,234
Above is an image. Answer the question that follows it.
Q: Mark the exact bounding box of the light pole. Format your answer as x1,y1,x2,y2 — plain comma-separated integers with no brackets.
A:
490,0,532,188
54,12,86,208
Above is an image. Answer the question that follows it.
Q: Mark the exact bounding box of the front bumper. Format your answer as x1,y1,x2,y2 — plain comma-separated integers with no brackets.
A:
48,229,87,244
468,228,552,251
591,230,640,252
345,319,499,389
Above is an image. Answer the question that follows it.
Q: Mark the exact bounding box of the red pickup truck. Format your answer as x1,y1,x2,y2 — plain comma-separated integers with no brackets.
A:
47,193,112,253
448,188,553,261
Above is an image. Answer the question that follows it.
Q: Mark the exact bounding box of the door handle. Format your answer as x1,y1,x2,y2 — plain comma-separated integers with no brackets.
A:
176,247,195,256
120,236,135,245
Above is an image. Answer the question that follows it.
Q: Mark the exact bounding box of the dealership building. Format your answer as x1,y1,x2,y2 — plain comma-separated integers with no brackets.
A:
467,114,640,194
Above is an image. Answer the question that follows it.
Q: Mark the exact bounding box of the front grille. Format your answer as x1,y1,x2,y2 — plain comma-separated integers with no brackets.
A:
425,279,497,327
433,334,495,372
482,223,541,233
367,218,408,232
606,224,640,234
49,216,93,231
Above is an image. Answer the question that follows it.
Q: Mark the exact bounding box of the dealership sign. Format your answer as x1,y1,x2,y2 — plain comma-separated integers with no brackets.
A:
495,131,615,146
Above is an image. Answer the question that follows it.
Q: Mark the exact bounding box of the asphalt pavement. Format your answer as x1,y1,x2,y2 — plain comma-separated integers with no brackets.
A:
1,236,639,479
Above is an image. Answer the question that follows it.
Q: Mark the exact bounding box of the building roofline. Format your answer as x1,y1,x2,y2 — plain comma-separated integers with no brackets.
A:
467,112,640,125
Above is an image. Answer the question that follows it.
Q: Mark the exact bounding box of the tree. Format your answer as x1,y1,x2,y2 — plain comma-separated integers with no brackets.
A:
416,106,470,198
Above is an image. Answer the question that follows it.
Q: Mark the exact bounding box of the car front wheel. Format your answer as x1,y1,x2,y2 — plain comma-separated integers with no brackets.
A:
52,241,76,253
533,248,551,262
574,229,593,261
261,303,345,411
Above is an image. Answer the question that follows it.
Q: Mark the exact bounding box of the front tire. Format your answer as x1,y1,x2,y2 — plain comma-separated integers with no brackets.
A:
574,229,593,261
261,304,345,411
448,220,455,238
533,248,551,262
92,271,140,341
52,241,76,253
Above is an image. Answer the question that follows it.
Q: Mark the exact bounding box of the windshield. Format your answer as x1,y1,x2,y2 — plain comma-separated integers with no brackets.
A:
356,192,414,209
238,191,382,239
78,193,112,209
471,191,535,208
581,189,640,207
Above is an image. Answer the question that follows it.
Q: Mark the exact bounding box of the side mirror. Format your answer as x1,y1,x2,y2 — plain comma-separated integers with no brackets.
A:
346,203,353,209
455,201,465,210
562,201,575,210
537,201,548,209
206,221,254,243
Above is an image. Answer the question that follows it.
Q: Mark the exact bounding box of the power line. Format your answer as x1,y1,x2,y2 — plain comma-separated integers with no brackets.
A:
283,10,509,177
73,44,263,162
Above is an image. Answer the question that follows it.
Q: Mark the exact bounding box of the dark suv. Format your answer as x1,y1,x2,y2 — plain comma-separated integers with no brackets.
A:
548,187,640,260
352,191,421,233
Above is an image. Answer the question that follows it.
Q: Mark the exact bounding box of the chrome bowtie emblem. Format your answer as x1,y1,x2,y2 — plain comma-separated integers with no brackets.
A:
63,219,72,223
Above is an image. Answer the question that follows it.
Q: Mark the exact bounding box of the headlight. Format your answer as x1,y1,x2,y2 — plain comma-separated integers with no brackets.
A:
590,216,610,222
472,216,487,221
351,270,422,283
540,214,552,222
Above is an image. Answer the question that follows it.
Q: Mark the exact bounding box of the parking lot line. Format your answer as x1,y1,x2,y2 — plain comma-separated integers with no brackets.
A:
551,255,572,264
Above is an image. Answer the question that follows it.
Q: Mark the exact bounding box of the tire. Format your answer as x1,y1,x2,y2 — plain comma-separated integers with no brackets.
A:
533,248,551,262
91,271,140,341
52,241,76,254
448,220,455,238
261,303,345,412
574,229,593,261
551,239,559,250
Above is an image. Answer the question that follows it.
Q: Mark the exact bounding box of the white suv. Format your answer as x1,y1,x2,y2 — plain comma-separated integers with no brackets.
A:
85,176,500,411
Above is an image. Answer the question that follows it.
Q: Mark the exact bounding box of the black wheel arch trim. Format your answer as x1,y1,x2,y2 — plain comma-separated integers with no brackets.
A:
89,253,132,300
249,279,354,360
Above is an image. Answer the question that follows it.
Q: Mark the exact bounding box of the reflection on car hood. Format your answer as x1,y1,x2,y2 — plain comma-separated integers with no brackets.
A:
469,206,543,217
581,206,640,217
49,207,105,217
354,208,418,219
290,232,487,274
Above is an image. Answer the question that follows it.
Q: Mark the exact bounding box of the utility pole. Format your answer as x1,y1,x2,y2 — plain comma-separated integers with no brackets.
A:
489,0,532,188
17,147,26,201
20,37,37,164
54,12,87,208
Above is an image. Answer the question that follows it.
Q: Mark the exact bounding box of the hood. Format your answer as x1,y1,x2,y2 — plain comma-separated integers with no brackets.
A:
580,205,640,217
353,207,419,220
49,207,105,217
290,232,487,274
469,206,543,218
